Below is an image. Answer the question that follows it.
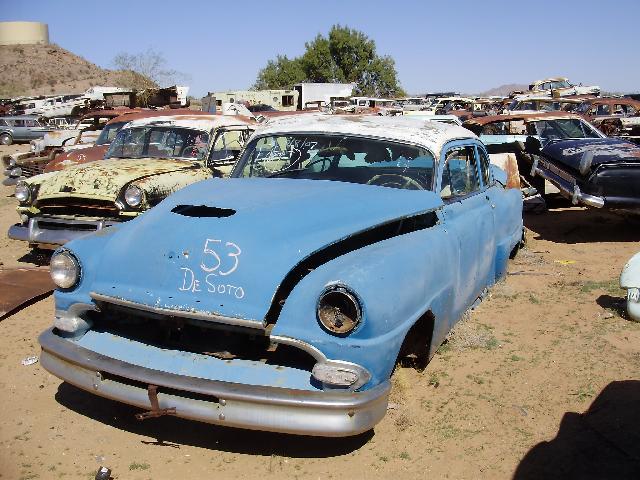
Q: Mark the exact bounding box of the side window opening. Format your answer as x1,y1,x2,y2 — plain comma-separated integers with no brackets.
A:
477,148,491,186
440,146,480,199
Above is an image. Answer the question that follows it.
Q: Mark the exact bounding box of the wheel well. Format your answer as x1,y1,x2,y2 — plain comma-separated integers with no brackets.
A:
397,310,435,371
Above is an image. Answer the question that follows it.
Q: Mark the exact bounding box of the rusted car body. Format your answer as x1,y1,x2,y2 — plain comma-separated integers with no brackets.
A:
504,96,588,115
463,112,604,196
2,111,124,185
525,77,600,98
574,98,640,142
9,114,256,248
465,112,640,211
44,109,212,173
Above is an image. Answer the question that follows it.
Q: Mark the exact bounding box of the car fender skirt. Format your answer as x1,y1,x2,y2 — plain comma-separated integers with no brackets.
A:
265,211,439,325
39,328,390,437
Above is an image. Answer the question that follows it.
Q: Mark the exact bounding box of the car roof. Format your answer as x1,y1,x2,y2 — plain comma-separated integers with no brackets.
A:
257,114,476,152
105,109,211,125
123,114,255,131
583,97,640,106
464,111,582,127
2,115,41,120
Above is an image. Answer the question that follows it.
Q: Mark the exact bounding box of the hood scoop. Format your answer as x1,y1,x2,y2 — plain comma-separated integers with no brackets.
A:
171,204,236,218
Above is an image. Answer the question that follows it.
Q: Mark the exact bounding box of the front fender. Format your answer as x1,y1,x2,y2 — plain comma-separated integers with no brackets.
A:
271,223,458,388
133,167,213,207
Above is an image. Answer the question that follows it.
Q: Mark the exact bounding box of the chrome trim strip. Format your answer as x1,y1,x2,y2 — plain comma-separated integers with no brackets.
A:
89,292,266,330
39,328,389,436
531,163,604,208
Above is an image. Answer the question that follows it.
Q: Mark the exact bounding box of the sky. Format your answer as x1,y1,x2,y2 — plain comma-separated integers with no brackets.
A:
2,0,640,97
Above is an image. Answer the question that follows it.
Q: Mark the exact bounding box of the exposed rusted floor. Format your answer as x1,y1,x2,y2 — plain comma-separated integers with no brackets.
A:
0,268,54,319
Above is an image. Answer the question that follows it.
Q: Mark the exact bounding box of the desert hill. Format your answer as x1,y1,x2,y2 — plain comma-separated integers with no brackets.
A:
0,43,154,98
479,83,528,97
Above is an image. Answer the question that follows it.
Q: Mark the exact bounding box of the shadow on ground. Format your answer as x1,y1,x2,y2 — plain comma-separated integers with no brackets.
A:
513,380,640,479
54,382,373,457
596,294,630,320
525,207,640,244
17,248,52,267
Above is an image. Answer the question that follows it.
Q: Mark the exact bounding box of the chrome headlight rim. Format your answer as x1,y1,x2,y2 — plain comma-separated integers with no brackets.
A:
124,184,144,208
50,249,81,290
316,285,363,336
15,181,31,204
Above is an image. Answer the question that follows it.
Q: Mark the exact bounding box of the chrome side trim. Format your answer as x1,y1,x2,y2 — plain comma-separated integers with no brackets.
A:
89,292,266,330
39,328,390,437
270,335,327,362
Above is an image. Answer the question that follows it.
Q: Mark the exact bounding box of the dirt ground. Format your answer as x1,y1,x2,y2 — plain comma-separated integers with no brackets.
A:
0,143,638,480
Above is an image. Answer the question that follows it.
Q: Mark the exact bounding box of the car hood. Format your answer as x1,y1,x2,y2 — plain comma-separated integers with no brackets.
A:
36,158,201,199
541,138,640,174
86,178,443,327
44,145,109,172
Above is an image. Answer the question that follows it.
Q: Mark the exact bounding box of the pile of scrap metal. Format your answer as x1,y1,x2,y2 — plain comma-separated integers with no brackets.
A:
2,110,125,185
104,85,190,109
464,112,640,213
518,77,600,99
574,97,640,143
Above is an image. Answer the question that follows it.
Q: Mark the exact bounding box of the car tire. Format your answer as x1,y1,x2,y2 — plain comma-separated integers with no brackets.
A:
0,133,12,146
509,227,526,259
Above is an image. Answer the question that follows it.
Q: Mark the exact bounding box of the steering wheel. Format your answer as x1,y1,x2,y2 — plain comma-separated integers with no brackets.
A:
304,157,332,171
182,146,200,158
366,174,425,190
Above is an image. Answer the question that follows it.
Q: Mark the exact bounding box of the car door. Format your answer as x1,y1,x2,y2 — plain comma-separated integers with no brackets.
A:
478,144,520,279
12,119,27,141
207,126,254,176
437,141,496,324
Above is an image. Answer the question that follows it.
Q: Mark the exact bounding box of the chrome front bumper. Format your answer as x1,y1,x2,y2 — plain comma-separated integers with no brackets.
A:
39,328,390,437
8,216,117,248
530,157,604,208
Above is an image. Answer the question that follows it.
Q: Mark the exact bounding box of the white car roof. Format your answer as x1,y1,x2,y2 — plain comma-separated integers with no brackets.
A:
124,114,254,131
258,114,476,154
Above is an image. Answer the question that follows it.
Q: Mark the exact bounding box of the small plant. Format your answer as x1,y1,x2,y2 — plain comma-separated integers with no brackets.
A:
128,462,150,471
399,451,411,460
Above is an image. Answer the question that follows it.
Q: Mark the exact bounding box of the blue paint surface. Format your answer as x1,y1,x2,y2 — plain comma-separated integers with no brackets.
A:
54,137,523,393
73,330,318,391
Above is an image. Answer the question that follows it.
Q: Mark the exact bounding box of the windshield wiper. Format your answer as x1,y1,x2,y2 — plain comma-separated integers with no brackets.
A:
266,167,307,178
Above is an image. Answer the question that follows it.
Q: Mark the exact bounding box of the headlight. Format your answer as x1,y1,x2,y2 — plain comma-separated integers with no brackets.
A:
15,181,31,203
316,286,362,335
50,250,81,289
124,185,144,208
30,142,37,152
8,158,16,167
10,167,22,177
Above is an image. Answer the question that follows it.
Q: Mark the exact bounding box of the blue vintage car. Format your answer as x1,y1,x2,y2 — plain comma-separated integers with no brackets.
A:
39,115,523,437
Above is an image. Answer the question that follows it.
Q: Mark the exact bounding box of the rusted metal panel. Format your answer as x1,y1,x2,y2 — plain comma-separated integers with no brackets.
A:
0,268,53,318
490,152,521,189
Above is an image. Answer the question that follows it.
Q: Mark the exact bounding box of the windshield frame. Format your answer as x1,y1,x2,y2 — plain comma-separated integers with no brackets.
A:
95,121,128,146
105,125,212,161
231,132,437,191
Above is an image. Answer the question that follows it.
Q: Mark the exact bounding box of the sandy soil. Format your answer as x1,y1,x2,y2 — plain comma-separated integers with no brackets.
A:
0,143,638,479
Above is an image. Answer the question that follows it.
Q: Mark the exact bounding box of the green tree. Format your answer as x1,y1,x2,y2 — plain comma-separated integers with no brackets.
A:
253,55,305,90
253,25,404,97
